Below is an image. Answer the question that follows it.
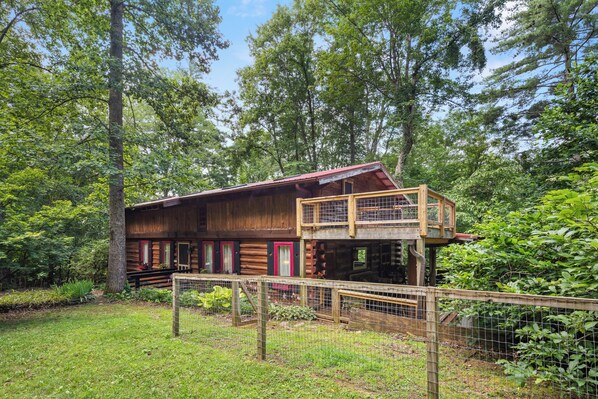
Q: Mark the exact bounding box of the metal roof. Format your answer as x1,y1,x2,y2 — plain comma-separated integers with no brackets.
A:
129,161,397,209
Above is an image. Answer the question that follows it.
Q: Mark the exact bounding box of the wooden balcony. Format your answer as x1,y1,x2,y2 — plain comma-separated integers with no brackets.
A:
296,185,456,242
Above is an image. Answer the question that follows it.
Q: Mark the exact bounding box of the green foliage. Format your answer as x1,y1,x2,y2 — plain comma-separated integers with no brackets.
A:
0,290,68,312
0,280,94,312
54,280,95,303
134,288,172,304
498,311,598,396
487,0,598,140
442,164,597,392
105,287,172,304
269,303,316,321
531,55,598,188
68,239,109,283
441,164,598,298
180,286,254,315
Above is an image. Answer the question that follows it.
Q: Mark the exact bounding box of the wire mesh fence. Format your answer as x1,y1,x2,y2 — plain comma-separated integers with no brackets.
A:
173,275,598,399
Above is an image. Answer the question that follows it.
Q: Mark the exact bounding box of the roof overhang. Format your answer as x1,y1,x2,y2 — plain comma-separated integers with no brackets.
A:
128,161,397,210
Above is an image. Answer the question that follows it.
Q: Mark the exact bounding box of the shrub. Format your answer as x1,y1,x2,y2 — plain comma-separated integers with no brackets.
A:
104,287,172,304
0,290,68,312
54,280,94,302
180,289,201,307
134,288,172,304
269,304,316,321
68,239,108,283
498,311,597,397
0,280,94,312
180,286,255,315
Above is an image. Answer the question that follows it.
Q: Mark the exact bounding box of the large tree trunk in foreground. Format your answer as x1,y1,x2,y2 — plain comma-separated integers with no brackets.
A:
106,0,126,293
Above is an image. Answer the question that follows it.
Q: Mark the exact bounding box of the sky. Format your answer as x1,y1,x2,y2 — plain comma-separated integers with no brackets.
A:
204,0,514,95
206,0,292,95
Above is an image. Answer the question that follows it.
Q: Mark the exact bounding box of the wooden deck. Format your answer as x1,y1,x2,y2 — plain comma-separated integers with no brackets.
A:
296,185,456,241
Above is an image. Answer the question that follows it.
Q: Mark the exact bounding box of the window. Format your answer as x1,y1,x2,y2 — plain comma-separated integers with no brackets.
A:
353,247,367,270
177,242,190,270
161,241,172,268
274,242,294,277
139,240,151,268
220,241,234,274
203,241,215,273
343,179,354,194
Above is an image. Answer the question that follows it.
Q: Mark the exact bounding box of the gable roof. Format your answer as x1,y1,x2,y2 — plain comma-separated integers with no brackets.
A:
129,161,397,209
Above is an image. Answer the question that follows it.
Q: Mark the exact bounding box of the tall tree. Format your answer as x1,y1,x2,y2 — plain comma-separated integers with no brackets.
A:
320,0,498,185
1,1,228,291
107,0,126,295
236,4,321,175
487,0,598,138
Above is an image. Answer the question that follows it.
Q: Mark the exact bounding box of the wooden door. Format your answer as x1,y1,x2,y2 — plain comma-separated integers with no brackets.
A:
177,242,190,270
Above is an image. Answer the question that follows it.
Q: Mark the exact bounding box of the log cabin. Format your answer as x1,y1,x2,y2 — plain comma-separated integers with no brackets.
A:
125,161,464,288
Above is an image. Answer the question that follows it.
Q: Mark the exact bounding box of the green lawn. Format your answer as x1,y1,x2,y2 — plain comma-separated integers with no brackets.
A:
0,302,558,398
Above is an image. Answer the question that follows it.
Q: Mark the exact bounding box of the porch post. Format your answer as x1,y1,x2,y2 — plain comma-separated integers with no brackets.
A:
299,239,307,306
416,238,426,286
429,247,437,287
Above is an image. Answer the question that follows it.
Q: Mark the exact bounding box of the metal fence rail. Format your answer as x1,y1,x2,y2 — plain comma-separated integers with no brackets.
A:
173,274,598,399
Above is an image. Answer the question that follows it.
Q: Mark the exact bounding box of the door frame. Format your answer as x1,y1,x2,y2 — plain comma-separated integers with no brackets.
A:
177,241,191,270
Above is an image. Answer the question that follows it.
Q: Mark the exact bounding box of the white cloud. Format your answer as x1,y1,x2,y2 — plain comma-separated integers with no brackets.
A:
227,0,268,18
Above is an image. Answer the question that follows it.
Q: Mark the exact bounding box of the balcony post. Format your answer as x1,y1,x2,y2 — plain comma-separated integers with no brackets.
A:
439,197,445,238
296,198,303,237
418,184,429,237
348,195,356,238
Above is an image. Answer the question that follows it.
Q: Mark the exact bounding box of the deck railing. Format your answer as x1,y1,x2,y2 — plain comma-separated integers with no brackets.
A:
296,185,456,239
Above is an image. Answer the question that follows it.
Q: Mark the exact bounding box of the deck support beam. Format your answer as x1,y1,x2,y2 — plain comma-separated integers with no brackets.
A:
429,247,437,287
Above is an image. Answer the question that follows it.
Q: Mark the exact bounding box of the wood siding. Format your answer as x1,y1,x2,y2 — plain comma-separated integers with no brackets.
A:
318,171,388,196
125,173,394,277
127,238,318,279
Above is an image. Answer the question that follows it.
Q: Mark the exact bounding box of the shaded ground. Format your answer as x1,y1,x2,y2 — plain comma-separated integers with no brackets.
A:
0,302,559,398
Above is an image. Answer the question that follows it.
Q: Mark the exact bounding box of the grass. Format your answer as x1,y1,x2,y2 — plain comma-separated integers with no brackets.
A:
0,302,560,398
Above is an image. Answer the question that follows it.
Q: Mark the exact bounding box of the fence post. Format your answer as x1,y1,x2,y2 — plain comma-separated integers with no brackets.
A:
172,276,180,337
426,287,439,399
232,280,241,327
332,288,340,323
257,278,268,360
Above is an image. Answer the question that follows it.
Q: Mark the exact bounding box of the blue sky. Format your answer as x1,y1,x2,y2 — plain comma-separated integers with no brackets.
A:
206,0,292,94
205,0,512,95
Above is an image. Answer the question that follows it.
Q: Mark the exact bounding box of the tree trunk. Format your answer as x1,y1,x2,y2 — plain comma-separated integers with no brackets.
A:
106,0,126,293
349,107,356,164
395,129,412,188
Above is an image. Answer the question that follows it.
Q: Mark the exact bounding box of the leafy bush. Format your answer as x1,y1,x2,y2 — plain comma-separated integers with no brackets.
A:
498,311,597,397
179,289,201,307
441,164,598,298
440,164,598,393
0,290,68,312
135,288,172,304
180,286,254,315
54,280,94,302
105,287,172,304
68,239,108,283
269,304,316,321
